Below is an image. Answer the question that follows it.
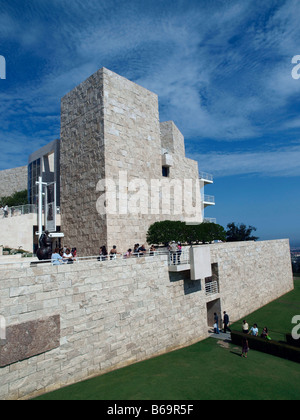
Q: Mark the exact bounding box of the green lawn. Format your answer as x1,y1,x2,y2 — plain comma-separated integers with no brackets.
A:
34,276,300,400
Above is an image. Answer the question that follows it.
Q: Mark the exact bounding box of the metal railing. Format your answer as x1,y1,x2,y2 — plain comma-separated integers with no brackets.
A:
0,204,60,218
0,248,191,269
205,280,219,295
203,217,217,224
199,172,214,182
202,194,215,205
167,247,190,266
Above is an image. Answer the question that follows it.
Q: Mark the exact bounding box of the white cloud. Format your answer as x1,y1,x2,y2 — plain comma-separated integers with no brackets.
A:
194,143,300,178
1,0,300,173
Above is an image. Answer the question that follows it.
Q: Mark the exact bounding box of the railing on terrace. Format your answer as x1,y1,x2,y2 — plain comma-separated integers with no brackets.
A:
199,172,214,182
203,217,217,224
202,194,215,205
0,248,191,269
0,204,60,218
205,280,219,296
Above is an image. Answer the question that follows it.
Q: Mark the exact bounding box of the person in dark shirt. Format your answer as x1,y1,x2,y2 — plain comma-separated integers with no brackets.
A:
223,311,231,333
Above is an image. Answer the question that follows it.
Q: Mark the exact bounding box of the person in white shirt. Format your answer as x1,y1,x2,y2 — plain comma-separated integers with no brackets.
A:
168,241,178,265
3,205,8,218
249,324,259,336
63,248,73,264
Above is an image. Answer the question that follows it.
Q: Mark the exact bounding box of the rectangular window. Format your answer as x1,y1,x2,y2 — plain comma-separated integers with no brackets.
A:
162,166,169,177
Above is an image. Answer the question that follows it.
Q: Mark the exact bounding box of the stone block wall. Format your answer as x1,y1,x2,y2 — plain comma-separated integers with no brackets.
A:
102,68,163,252
211,239,294,320
60,69,106,256
60,68,203,256
0,239,294,400
0,166,28,199
0,255,207,400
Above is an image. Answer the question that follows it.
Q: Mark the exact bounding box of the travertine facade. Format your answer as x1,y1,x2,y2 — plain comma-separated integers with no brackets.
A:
0,239,293,400
0,166,27,198
60,68,202,256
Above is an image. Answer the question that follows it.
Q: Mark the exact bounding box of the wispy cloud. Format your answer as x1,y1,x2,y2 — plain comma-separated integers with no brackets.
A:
0,0,300,174
193,142,300,178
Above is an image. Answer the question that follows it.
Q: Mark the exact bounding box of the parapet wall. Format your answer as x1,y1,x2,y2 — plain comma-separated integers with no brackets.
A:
0,239,293,400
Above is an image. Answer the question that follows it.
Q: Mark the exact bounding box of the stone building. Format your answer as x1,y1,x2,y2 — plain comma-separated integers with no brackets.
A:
60,68,214,255
0,166,27,199
0,68,214,254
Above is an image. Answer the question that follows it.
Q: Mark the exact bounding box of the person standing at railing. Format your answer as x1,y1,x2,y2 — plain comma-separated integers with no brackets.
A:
3,204,8,218
98,246,108,261
149,244,156,256
51,248,63,265
71,247,77,262
63,248,74,264
124,248,132,258
168,241,178,265
110,245,121,260
177,242,182,264
138,244,146,256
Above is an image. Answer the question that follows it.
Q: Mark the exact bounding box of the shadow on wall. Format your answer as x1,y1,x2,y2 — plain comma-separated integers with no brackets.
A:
169,270,202,295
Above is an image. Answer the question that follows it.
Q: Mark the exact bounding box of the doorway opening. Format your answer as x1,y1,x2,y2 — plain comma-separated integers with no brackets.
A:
206,298,221,328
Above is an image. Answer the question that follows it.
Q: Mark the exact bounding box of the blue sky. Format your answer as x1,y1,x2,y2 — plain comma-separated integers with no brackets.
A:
0,0,300,245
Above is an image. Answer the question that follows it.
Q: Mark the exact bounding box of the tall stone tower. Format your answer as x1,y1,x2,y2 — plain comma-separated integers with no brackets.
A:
60,68,202,256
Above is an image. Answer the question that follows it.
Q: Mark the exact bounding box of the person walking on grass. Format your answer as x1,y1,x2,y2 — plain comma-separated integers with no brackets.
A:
241,337,249,358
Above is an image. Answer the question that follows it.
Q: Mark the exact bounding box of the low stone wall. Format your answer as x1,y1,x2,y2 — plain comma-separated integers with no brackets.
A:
210,239,294,321
0,239,294,400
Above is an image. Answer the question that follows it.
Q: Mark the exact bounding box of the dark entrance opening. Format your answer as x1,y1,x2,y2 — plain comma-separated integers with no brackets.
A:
206,298,221,328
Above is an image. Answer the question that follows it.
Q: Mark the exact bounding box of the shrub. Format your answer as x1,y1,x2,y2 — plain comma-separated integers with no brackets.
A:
286,333,300,348
146,220,226,246
0,189,28,207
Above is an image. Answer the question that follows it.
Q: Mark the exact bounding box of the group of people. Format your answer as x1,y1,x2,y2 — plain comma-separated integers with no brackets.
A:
213,311,231,334
213,314,272,359
168,241,182,265
51,247,77,265
242,320,271,339
51,242,180,264
98,244,157,261
241,320,271,358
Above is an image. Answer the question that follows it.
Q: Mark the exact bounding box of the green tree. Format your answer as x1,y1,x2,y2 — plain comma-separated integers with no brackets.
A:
146,220,226,245
199,222,227,243
146,220,187,245
0,189,28,207
226,222,258,242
